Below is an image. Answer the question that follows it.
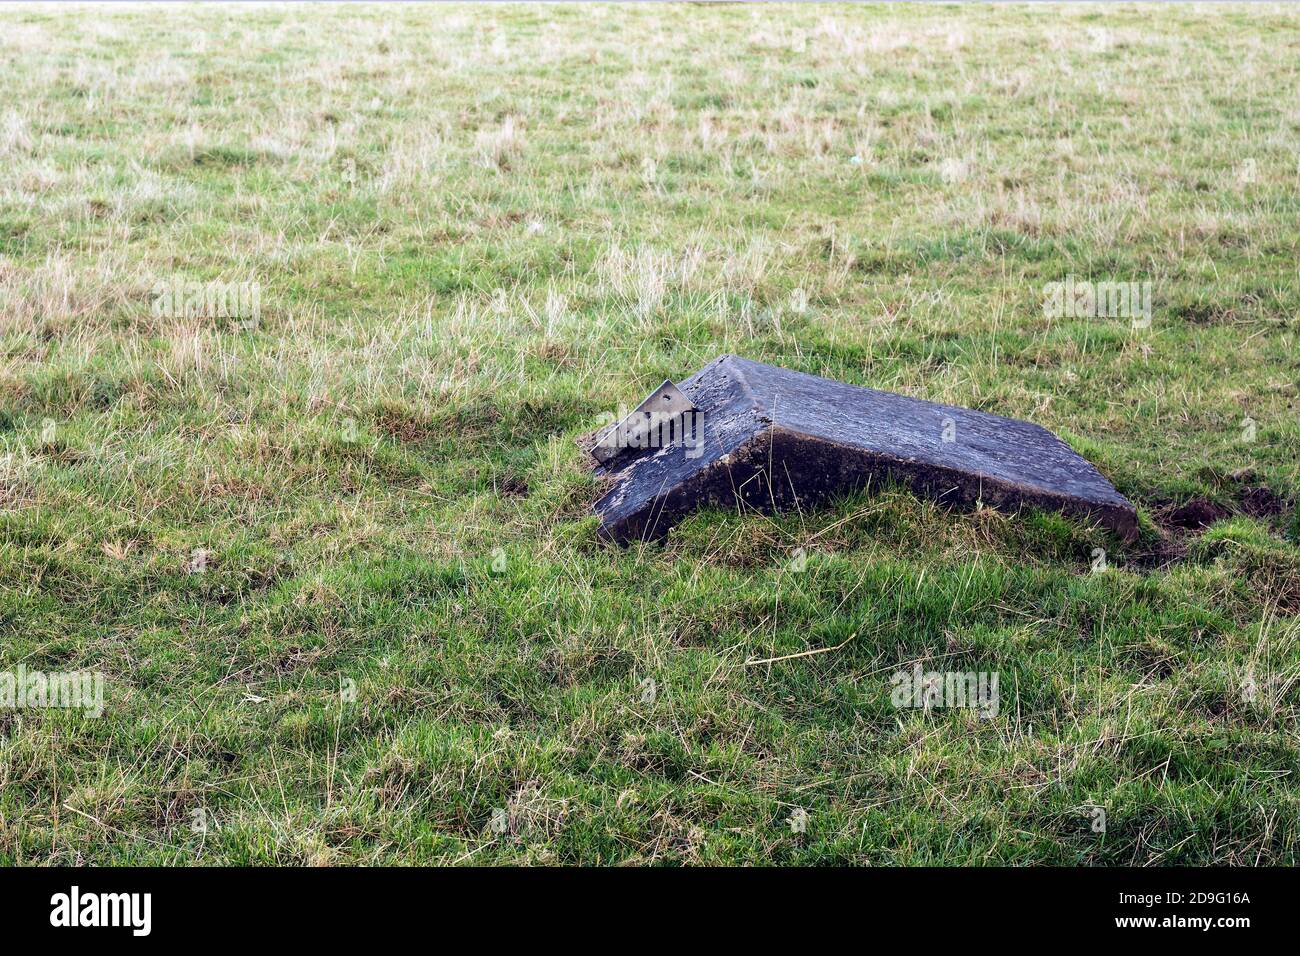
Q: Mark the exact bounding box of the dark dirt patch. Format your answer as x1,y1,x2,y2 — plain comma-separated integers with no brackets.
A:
496,474,530,498
1149,479,1292,540
1167,499,1231,531
1238,485,1288,519
1224,468,1292,520
1136,482,1290,570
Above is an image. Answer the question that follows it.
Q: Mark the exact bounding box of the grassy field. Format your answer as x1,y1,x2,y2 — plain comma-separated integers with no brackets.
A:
1,2,1298,865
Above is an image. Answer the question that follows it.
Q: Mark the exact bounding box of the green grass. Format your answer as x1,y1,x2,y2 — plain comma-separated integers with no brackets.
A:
1,2,1299,865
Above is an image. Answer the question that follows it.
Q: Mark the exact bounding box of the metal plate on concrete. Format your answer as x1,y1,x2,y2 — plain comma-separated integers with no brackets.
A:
591,379,698,468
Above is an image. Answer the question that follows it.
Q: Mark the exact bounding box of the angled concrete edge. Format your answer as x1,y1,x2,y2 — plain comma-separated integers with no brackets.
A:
591,355,1138,545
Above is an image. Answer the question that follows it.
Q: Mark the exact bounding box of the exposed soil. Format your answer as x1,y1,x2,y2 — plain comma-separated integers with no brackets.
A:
1166,498,1232,530
497,475,530,498
1126,480,1296,573
1153,482,1292,535
1238,485,1288,519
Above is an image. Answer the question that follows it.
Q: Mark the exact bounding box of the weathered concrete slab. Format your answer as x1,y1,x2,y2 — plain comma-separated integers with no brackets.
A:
591,355,1137,544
